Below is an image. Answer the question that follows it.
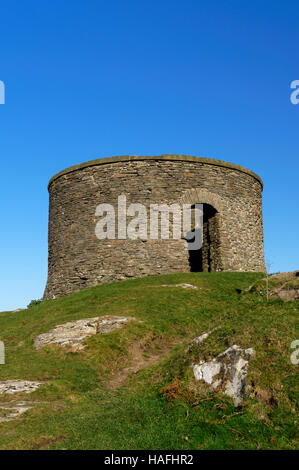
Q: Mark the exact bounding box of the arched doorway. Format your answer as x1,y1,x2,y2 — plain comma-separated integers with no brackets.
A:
180,188,227,272
186,203,221,272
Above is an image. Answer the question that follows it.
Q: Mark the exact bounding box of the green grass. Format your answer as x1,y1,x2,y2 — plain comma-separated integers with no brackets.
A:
0,272,298,450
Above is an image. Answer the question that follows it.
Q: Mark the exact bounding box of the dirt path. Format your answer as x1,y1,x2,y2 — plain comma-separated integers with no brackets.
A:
106,338,186,389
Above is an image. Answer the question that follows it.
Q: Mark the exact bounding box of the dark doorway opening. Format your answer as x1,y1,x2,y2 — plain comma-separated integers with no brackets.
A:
187,204,220,272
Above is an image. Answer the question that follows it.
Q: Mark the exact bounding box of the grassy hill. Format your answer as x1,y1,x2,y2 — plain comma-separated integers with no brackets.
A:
0,272,298,450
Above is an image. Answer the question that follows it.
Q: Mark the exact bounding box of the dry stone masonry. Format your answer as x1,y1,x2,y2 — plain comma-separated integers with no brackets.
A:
44,155,265,299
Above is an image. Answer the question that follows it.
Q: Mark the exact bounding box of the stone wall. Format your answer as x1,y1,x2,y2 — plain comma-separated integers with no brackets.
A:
44,155,265,299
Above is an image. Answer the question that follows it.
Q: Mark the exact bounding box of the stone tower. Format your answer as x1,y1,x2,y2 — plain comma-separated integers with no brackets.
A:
44,155,265,299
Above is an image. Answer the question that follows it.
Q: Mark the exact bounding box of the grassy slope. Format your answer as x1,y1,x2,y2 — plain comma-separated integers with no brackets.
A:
0,272,298,450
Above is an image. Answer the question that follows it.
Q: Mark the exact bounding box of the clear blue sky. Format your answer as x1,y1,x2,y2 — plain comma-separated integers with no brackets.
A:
0,0,298,311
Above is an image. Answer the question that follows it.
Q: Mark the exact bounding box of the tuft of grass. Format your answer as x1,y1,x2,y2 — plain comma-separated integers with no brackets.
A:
27,299,43,309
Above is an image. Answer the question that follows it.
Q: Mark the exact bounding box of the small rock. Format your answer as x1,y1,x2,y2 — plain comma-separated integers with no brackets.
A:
34,315,137,351
191,328,218,346
275,288,299,302
0,401,34,422
0,400,48,422
161,283,198,290
192,345,255,406
0,380,43,395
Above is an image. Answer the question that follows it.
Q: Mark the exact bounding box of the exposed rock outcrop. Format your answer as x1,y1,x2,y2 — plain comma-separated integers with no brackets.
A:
0,380,43,395
0,401,35,422
240,271,299,301
192,345,255,406
34,315,137,351
161,283,198,290
271,272,299,301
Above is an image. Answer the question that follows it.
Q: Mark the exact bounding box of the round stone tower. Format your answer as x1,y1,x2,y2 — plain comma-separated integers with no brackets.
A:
44,155,265,299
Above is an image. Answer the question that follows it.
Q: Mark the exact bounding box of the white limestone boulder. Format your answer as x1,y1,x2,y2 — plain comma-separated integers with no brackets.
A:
192,345,255,406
